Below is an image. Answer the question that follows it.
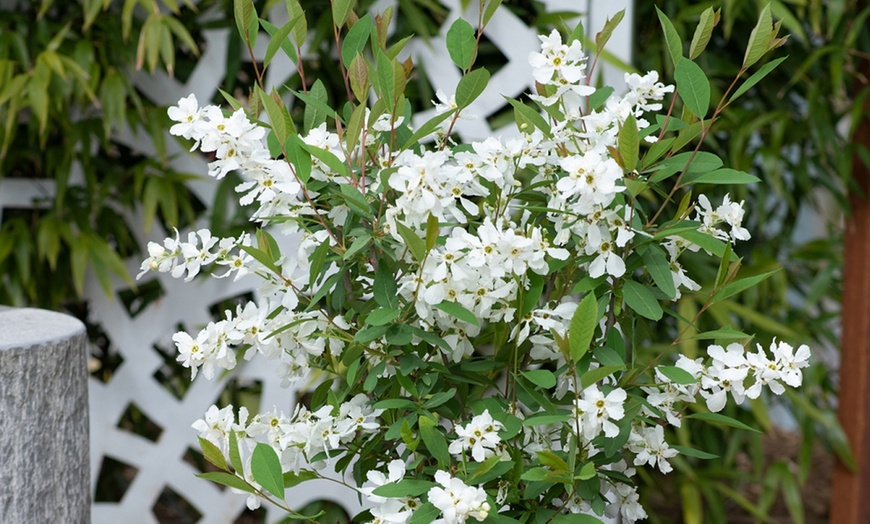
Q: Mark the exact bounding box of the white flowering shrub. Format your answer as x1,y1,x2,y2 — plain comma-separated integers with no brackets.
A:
139,1,801,522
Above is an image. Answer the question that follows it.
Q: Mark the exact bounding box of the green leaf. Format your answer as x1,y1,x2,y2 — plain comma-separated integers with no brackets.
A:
373,398,415,409
196,472,255,493
714,269,780,303
640,244,677,299
672,445,719,459
579,364,625,389
730,56,787,103
622,280,663,320
657,366,698,385
408,502,440,524
686,328,753,341
373,479,438,498
341,13,372,66
345,101,367,156
402,110,455,148
683,168,761,185
482,0,502,26
258,86,290,146
396,222,426,262
425,214,440,251
349,54,370,102
262,17,299,66
618,113,639,171
373,263,399,308
744,4,773,68
339,183,372,217
569,292,599,362
283,469,318,488
302,143,350,178
435,300,479,326
331,0,355,28
656,6,683,66
198,437,229,471
367,307,401,326
522,412,571,426
251,443,285,500
576,461,596,481
674,58,710,119
687,412,762,433
291,85,341,128
446,18,476,70
377,50,398,103
594,9,625,52
675,229,735,260
233,0,253,41
504,97,551,136
455,68,490,108
522,369,556,389
537,450,569,472
239,245,282,277
229,431,244,475
419,416,451,466
689,7,718,60
304,79,330,132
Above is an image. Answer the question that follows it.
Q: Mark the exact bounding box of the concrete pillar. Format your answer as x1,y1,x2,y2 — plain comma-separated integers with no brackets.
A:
0,308,90,523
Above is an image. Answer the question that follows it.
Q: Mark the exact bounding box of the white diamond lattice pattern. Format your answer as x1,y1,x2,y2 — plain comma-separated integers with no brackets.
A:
0,1,633,522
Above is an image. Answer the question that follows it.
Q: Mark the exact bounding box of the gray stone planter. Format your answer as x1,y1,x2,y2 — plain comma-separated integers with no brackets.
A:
0,308,90,523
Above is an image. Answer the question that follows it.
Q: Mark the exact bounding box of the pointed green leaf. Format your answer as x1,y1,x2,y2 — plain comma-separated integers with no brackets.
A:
689,7,718,59
396,221,426,262
744,4,773,68
622,280,663,320
455,68,490,108
656,6,683,66
657,366,698,385
341,13,372,66
418,416,451,467
569,292,599,362
671,445,719,459
522,369,557,389
595,9,625,52
618,113,639,172
251,443,285,500
730,56,787,103
579,364,625,389
640,244,677,299
331,0,355,28
435,300,479,326
674,58,710,119
197,472,255,493
687,412,761,433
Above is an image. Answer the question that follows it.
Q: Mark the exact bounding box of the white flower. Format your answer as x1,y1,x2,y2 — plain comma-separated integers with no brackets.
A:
629,425,678,474
574,385,627,440
448,409,505,462
428,470,491,524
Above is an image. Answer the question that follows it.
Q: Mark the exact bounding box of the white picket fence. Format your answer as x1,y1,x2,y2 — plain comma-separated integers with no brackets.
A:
0,1,632,522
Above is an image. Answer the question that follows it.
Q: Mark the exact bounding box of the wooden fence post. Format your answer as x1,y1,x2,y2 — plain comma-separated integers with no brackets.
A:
0,307,90,522
831,61,870,523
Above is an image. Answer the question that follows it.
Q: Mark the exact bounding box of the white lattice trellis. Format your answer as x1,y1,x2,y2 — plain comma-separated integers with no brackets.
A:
0,1,633,522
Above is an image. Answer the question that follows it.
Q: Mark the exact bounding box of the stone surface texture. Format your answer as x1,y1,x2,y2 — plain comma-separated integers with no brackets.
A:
0,308,90,523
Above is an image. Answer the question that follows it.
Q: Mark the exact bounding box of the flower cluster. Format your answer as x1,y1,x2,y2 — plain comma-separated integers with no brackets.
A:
141,13,807,524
